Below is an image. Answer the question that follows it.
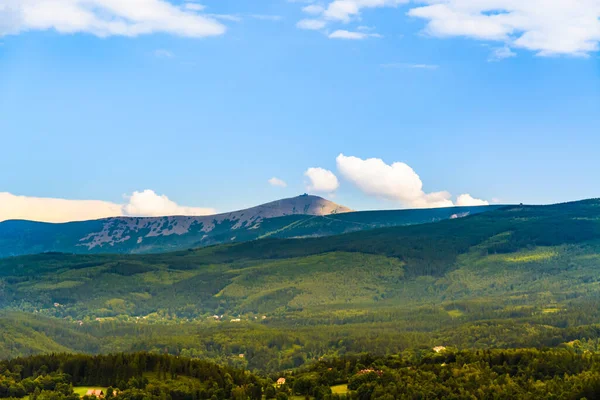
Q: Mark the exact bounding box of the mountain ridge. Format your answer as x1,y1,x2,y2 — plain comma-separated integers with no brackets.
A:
0,194,500,257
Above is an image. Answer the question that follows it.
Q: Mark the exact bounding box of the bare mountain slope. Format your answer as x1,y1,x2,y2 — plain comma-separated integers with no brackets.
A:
79,194,352,249
0,195,499,257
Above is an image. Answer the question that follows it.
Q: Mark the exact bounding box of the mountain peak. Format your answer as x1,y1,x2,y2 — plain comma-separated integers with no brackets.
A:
66,195,353,251
251,194,353,217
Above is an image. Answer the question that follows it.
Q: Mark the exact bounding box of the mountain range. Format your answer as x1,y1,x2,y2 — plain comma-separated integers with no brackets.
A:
0,194,499,257
1,197,600,367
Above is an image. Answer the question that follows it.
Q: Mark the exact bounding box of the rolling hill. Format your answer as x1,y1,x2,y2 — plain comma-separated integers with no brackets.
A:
0,194,498,257
1,198,600,370
1,198,598,318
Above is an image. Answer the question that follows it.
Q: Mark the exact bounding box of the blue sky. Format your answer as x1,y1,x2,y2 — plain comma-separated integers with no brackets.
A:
1,0,599,221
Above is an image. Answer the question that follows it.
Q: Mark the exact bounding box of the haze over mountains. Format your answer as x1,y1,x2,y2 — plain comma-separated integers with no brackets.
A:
0,194,499,257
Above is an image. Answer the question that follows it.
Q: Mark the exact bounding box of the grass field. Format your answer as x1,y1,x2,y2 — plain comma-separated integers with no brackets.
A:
73,387,108,397
288,384,348,399
331,384,348,394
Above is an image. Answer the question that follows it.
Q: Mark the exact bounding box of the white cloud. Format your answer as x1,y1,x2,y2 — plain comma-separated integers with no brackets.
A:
488,45,516,61
208,14,242,22
303,4,325,14
295,0,403,36
122,190,215,217
184,3,205,12
297,19,327,30
329,29,381,39
0,190,215,223
304,167,340,193
249,14,283,21
336,154,453,208
0,0,226,38
0,192,124,223
336,154,489,208
323,0,407,22
408,0,600,56
380,62,439,69
154,49,174,58
296,0,600,56
456,194,489,206
268,177,288,188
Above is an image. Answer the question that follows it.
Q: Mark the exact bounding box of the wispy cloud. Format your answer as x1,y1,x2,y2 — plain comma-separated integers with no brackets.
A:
183,3,205,11
488,46,517,62
380,63,439,70
249,14,283,21
154,49,174,58
322,0,408,23
207,14,243,22
297,19,327,30
268,177,288,188
302,5,325,15
329,30,382,40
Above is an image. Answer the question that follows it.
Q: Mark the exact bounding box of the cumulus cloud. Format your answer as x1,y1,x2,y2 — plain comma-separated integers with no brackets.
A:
408,0,600,56
268,177,288,188
329,29,381,39
0,190,215,223
0,0,226,38
456,194,489,206
336,154,489,208
295,0,600,56
304,167,340,193
122,190,215,217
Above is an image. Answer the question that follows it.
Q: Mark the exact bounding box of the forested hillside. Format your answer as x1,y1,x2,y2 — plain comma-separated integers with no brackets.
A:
3,350,600,400
0,353,265,400
0,199,600,376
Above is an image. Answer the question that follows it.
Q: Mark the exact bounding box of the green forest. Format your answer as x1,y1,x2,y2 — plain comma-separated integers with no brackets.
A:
4,350,600,399
1,199,600,398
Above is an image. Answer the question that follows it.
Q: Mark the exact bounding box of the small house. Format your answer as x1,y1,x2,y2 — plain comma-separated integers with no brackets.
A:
85,389,104,398
276,378,286,386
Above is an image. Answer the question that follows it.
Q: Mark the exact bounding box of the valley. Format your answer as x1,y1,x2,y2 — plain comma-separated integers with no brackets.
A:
1,199,599,376
1,198,600,398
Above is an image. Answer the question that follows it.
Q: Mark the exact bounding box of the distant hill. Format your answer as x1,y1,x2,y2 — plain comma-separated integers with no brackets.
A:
0,194,499,257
